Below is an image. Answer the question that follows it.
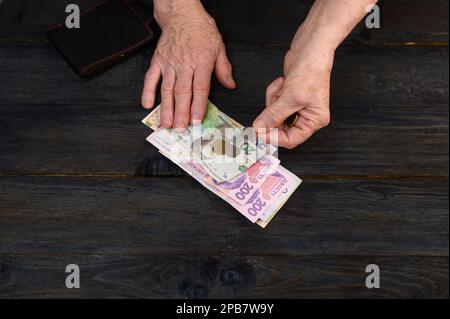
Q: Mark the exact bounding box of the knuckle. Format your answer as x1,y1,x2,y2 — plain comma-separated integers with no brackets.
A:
193,49,214,63
193,82,210,94
265,107,284,124
283,139,298,150
293,92,308,104
175,103,190,112
319,112,331,128
150,56,160,66
267,79,280,92
144,71,153,80
161,85,174,93
161,79,175,92
174,87,191,96
145,64,157,75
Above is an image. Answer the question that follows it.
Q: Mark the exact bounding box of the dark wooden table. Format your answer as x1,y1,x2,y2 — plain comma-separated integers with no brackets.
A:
0,0,448,298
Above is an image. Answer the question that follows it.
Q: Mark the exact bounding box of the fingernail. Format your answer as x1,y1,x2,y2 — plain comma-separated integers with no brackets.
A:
173,121,187,132
191,114,202,126
141,96,153,109
161,117,172,128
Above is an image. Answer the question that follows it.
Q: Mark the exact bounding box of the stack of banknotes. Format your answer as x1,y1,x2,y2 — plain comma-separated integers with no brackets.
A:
142,101,302,228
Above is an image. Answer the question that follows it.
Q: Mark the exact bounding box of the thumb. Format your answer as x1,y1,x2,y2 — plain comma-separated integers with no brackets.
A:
214,48,236,89
253,98,293,130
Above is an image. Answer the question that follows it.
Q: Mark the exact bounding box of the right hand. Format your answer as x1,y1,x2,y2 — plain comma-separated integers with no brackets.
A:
141,1,236,129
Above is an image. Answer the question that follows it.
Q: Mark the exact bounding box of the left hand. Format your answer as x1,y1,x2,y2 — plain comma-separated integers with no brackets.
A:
252,47,334,149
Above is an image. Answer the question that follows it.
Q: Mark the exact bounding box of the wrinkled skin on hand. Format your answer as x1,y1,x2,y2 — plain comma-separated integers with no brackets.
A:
253,48,333,149
141,5,235,129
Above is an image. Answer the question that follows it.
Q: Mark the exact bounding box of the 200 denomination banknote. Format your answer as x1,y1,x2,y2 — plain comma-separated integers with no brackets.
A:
142,100,301,227
159,147,301,224
148,130,301,225
146,129,281,206
143,101,275,182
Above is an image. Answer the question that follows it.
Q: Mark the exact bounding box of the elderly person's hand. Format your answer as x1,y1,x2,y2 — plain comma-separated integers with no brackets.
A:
253,46,333,149
253,0,378,148
141,0,235,129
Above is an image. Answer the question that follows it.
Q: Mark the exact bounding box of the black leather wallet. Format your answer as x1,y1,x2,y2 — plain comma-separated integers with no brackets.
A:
47,0,154,78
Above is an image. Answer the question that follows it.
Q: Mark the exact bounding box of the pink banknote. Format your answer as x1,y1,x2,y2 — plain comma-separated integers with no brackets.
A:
147,130,301,224
183,156,280,206
177,158,300,223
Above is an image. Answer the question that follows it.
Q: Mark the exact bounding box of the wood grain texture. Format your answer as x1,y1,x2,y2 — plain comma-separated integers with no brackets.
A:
206,0,450,45
0,44,447,107
0,255,447,298
0,45,448,176
0,0,448,44
0,101,447,177
0,0,448,299
0,177,448,256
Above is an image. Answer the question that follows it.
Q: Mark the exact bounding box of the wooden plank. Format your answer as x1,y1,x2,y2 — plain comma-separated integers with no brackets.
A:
0,0,448,44
0,254,447,298
0,102,184,176
0,0,447,301
0,101,447,177
0,44,447,176
0,44,446,107
207,0,450,45
0,177,447,256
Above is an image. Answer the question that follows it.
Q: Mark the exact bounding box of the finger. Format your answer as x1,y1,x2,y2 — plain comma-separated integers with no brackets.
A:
278,115,316,148
191,64,213,124
265,77,284,107
141,62,161,109
160,67,176,128
256,121,313,149
214,48,236,89
281,127,313,149
252,98,294,131
173,68,194,129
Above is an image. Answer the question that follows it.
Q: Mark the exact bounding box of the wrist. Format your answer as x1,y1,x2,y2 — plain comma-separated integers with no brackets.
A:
153,0,206,29
291,23,337,54
286,44,335,76
287,26,336,74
